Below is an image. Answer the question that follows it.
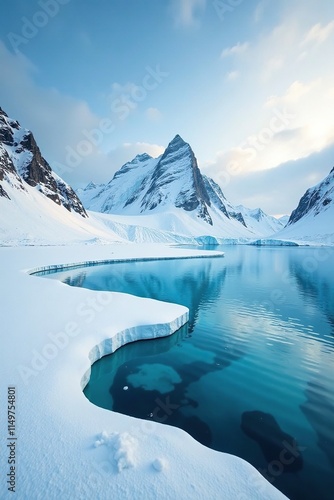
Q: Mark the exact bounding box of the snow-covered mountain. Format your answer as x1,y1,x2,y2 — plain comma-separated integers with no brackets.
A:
235,206,284,235
274,167,334,244
0,108,289,245
0,107,126,245
78,135,284,238
288,167,334,224
0,107,87,217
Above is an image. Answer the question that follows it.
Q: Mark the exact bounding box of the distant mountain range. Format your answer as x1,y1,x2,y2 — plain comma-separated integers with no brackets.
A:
77,134,284,238
1,106,333,245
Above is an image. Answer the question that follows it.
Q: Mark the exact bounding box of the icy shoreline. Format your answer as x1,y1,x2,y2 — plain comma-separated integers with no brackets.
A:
0,244,287,500
28,251,225,275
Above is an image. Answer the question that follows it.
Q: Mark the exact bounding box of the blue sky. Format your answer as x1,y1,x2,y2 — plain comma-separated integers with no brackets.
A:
1,0,334,215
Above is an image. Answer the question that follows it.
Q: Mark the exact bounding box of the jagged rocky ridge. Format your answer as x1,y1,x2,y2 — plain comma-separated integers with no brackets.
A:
287,167,334,225
79,135,283,235
0,107,87,217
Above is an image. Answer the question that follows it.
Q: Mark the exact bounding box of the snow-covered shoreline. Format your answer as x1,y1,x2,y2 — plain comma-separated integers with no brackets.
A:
27,251,225,276
0,244,287,499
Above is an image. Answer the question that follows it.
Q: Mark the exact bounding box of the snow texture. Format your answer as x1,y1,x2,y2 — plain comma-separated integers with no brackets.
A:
152,457,168,472
0,244,287,500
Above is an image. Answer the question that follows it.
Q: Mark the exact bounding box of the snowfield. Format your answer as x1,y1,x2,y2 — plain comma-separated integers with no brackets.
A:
0,244,287,500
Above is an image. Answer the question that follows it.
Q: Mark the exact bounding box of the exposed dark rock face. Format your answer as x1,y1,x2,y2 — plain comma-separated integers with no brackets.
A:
229,211,247,227
0,183,10,199
288,167,334,225
0,107,87,217
241,410,303,473
0,146,26,199
203,176,230,218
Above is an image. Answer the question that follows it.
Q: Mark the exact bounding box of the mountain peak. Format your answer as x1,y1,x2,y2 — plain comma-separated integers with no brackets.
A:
167,134,189,150
134,152,152,162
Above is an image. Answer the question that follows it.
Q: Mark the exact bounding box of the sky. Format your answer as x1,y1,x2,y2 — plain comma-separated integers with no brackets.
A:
1,0,334,216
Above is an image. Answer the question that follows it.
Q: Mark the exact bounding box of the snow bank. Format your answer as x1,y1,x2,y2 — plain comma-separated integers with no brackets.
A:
0,244,287,500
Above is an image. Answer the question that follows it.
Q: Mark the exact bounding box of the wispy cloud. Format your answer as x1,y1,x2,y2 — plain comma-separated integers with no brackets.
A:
226,70,240,81
145,107,163,122
221,42,249,58
171,0,206,27
301,20,334,47
204,144,334,215
0,41,115,187
265,80,318,108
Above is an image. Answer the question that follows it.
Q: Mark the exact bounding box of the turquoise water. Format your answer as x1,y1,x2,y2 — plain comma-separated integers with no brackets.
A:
39,246,334,500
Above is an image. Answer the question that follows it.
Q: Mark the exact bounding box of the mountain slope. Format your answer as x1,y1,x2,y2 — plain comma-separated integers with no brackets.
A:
0,107,86,217
235,206,284,235
274,167,334,244
79,136,213,224
79,153,159,215
139,135,212,224
0,107,126,245
0,177,126,245
288,167,334,225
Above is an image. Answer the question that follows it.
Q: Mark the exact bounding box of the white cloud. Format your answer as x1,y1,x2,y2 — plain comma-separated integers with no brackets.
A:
221,42,249,58
209,9,334,202
204,73,334,201
301,20,334,46
265,80,318,107
0,41,117,187
263,77,334,157
146,107,163,121
203,144,334,215
171,0,206,27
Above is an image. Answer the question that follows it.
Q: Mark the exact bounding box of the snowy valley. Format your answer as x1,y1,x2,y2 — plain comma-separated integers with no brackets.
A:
1,107,333,246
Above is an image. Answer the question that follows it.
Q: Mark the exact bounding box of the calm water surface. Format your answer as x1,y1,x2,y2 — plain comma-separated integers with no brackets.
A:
40,246,334,500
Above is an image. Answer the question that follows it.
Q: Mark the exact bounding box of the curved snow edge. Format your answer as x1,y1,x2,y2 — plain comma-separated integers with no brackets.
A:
26,254,204,390
27,252,224,275
81,312,189,390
